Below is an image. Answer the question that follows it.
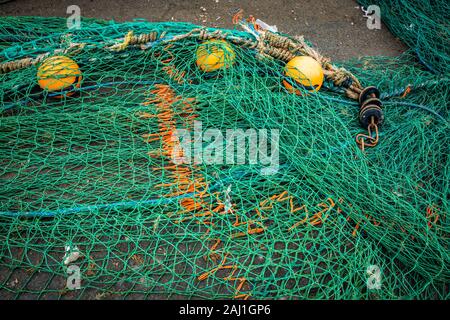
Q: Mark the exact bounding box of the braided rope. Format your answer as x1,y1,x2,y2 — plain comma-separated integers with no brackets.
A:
0,43,85,74
0,27,363,100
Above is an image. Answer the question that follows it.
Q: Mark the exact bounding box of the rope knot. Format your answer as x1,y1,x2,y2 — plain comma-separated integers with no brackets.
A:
109,30,134,51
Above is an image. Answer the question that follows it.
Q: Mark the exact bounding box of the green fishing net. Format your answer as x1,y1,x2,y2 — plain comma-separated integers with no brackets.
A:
358,0,450,75
0,14,448,300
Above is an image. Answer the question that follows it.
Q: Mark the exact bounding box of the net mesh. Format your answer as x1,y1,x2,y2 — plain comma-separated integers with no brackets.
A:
358,0,450,75
0,12,449,299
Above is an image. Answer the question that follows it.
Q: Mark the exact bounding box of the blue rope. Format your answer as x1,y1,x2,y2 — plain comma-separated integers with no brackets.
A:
0,166,264,218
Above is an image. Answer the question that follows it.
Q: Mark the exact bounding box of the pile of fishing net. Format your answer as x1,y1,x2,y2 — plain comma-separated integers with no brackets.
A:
0,13,448,299
358,0,449,75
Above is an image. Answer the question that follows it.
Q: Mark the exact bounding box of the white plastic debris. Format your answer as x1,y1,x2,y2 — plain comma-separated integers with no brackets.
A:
63,245,82,265
255,19,278,33
393,191,403,197
153,215,161,232
224,184,232,213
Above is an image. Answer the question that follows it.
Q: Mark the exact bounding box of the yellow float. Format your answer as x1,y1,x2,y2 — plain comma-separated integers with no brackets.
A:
196,40,235,72
37,56,82,96
283,56,324,94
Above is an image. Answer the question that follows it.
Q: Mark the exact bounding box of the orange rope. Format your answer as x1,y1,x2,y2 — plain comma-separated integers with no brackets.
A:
426,205,440,229
401,86,411,98
148,84,253,299
232,9,244,25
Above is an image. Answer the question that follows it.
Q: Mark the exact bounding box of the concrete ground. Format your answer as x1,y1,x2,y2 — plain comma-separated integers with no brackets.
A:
0,0,406,61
